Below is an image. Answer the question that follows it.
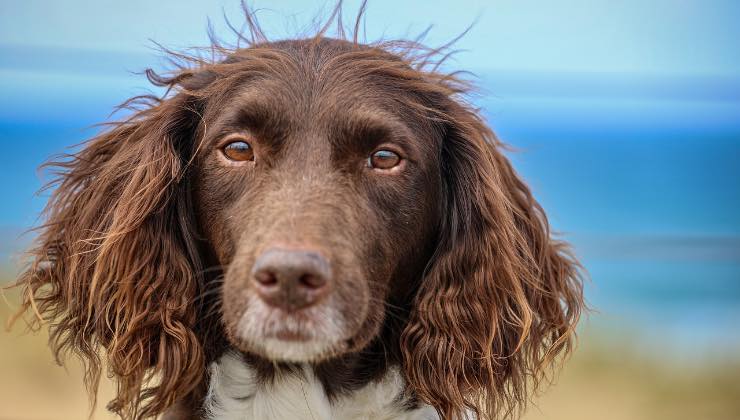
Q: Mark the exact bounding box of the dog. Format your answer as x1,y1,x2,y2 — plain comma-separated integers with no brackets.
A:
14,6,584,420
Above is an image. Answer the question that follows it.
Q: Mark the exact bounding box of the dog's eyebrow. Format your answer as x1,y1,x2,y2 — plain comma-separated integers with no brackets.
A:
209,91,292,147
330,109,419,157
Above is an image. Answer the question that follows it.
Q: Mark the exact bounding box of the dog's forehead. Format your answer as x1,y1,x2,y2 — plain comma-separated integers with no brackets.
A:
206,49,426,151
209,79,404,145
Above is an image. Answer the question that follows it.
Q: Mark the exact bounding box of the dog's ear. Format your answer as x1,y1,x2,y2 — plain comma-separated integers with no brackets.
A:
14,75,212,418
400,100,584,419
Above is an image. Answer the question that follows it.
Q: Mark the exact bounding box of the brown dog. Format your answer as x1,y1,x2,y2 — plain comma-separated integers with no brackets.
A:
15,7,583,420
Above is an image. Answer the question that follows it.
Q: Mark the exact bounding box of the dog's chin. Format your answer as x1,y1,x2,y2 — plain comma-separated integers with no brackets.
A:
250,336,346,362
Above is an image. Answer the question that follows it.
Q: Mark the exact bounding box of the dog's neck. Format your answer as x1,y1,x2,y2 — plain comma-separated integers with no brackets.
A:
204,351,437,420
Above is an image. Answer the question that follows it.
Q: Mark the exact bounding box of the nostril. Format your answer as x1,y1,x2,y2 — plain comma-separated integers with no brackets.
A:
254,270,278,287
299,273,326,289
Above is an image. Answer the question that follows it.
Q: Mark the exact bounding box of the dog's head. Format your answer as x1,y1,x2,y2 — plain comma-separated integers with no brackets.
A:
16,29,583,420
191,39,443,364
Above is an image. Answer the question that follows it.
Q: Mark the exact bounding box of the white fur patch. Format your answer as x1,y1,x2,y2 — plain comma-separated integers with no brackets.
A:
205,352,439,420
236,295,348,362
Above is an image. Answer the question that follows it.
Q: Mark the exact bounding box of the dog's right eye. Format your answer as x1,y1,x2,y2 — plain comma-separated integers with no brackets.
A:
222,140,254,162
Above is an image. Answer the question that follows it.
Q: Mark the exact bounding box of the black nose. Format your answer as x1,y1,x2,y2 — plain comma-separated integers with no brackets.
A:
251,248,332,311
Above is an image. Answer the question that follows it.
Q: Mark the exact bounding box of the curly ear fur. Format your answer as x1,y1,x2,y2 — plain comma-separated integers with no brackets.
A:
14,90,207,418
400,101,584,419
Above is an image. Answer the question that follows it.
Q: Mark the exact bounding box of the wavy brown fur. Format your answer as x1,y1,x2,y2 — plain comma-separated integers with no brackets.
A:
12,2,583,419
400,99,583,419
13,92,208,418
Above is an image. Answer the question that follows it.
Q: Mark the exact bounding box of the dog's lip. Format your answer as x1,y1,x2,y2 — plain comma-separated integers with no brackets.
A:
271,329,311,341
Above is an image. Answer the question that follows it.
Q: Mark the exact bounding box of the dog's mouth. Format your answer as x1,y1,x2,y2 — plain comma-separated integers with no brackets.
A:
273,329,310,341
257,306,328,342
232,294,353,362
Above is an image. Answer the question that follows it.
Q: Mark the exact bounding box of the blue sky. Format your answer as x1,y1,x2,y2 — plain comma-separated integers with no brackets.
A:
2,0,740,74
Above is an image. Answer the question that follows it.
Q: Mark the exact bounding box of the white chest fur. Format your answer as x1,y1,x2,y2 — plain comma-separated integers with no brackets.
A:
205,352,439,420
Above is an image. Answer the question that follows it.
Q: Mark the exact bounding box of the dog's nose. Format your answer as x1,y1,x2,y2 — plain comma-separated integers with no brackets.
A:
251,248,332,311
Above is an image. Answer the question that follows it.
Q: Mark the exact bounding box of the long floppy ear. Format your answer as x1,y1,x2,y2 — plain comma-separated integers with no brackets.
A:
401,101,584,420
14,85,208,418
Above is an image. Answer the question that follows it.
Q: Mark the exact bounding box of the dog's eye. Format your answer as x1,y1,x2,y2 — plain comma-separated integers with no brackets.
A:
368,150,401,170
222,140,254,162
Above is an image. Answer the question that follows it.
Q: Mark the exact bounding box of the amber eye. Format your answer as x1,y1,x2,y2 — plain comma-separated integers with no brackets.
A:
368,149,401,170
222,140,254,162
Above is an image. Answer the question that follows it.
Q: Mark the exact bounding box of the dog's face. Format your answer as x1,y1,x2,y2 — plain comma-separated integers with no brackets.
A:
193,40,440,362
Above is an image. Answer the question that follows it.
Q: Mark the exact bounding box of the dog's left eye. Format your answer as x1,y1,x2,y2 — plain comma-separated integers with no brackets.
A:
368,149,401,170
222,140,254,162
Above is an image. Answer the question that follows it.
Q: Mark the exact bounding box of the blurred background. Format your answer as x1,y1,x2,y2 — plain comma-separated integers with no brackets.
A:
1,1,739,419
